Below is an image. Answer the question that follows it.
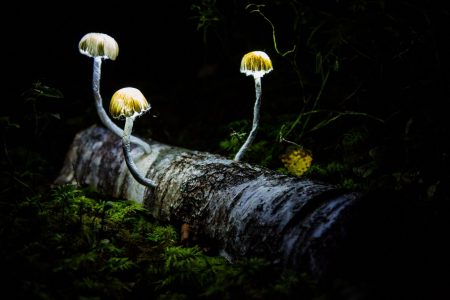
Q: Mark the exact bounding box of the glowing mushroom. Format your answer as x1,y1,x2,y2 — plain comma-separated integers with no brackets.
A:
79,32,151,153
109,87,156,188
234,51,273,161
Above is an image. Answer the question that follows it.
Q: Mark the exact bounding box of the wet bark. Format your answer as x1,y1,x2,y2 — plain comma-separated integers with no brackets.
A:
55,125,362,278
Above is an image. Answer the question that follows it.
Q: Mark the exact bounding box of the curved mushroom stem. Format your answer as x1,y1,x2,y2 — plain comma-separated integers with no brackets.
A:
122,116,156,188
92,57,151,154
234,76,262,161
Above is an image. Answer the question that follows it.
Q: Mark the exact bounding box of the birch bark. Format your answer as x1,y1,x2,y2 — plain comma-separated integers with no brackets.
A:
55,125,361,278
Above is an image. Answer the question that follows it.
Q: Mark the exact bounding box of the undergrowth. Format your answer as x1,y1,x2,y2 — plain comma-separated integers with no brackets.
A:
0,184,323,300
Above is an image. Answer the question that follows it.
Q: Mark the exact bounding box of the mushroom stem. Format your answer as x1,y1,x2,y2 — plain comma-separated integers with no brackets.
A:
234,77,262,161
92,57,151,154
122,116,156,188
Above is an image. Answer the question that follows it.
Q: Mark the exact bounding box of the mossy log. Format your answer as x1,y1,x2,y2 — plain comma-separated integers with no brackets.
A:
55,125,361,278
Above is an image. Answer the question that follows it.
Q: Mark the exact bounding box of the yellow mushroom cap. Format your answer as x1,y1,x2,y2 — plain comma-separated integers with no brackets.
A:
79,32,119,60
240,51,273,78
109,87,150,119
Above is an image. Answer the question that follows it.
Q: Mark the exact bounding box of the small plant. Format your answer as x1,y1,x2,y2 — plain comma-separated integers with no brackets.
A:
190,0,222,45
219,121,249,156
21,80,64,139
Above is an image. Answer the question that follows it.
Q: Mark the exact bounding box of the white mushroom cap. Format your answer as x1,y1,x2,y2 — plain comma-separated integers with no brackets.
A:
110,87,150,119
240,51,273,78
79,32,119,60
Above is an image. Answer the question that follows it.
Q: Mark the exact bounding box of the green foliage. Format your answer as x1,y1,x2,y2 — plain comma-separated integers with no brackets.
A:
1,184,165,299
201,258,319,300
305,125,380,191
221,136,272,166
213,0,450,201
1,81,65,200
191,0,221,32
147,225,178,245
21,80,64,139
106,200,148,224
1,184,326,299
219,119,281,167
214,1,392,183
190,0,223,46
219,121,248,156
157,246,223,293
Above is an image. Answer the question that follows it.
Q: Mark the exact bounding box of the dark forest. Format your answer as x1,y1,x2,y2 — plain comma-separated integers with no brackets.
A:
1,1,449,299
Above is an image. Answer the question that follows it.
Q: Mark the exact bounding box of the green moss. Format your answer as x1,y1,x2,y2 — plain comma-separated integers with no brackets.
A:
0,184,325,299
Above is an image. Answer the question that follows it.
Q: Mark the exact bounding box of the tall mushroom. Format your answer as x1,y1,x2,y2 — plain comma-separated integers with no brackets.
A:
109,87,156,188
79,32,151,153
234,51,273,161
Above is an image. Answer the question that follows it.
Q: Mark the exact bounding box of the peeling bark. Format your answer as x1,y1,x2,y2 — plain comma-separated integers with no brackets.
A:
55,125,362,278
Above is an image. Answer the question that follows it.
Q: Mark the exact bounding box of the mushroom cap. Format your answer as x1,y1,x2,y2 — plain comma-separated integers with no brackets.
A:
240,51,273,78
79,32,119,60
110,87,150,119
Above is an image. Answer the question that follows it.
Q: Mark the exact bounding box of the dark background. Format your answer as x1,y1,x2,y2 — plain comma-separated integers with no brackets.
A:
6,2,217,147
2,1,450,298
5,1,450,148
4,1,307,177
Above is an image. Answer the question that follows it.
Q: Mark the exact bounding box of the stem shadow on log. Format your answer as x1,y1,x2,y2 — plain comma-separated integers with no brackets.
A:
55,125,362,279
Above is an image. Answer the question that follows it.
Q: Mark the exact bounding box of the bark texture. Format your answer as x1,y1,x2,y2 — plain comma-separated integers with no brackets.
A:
55,125,362,278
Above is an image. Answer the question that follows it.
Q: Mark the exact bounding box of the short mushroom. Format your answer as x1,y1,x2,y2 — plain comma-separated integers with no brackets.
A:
234,50,273,161
79,32,151,153
109,87,156,188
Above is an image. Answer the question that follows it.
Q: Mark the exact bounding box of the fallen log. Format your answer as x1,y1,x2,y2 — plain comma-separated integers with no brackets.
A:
55,125,362,278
